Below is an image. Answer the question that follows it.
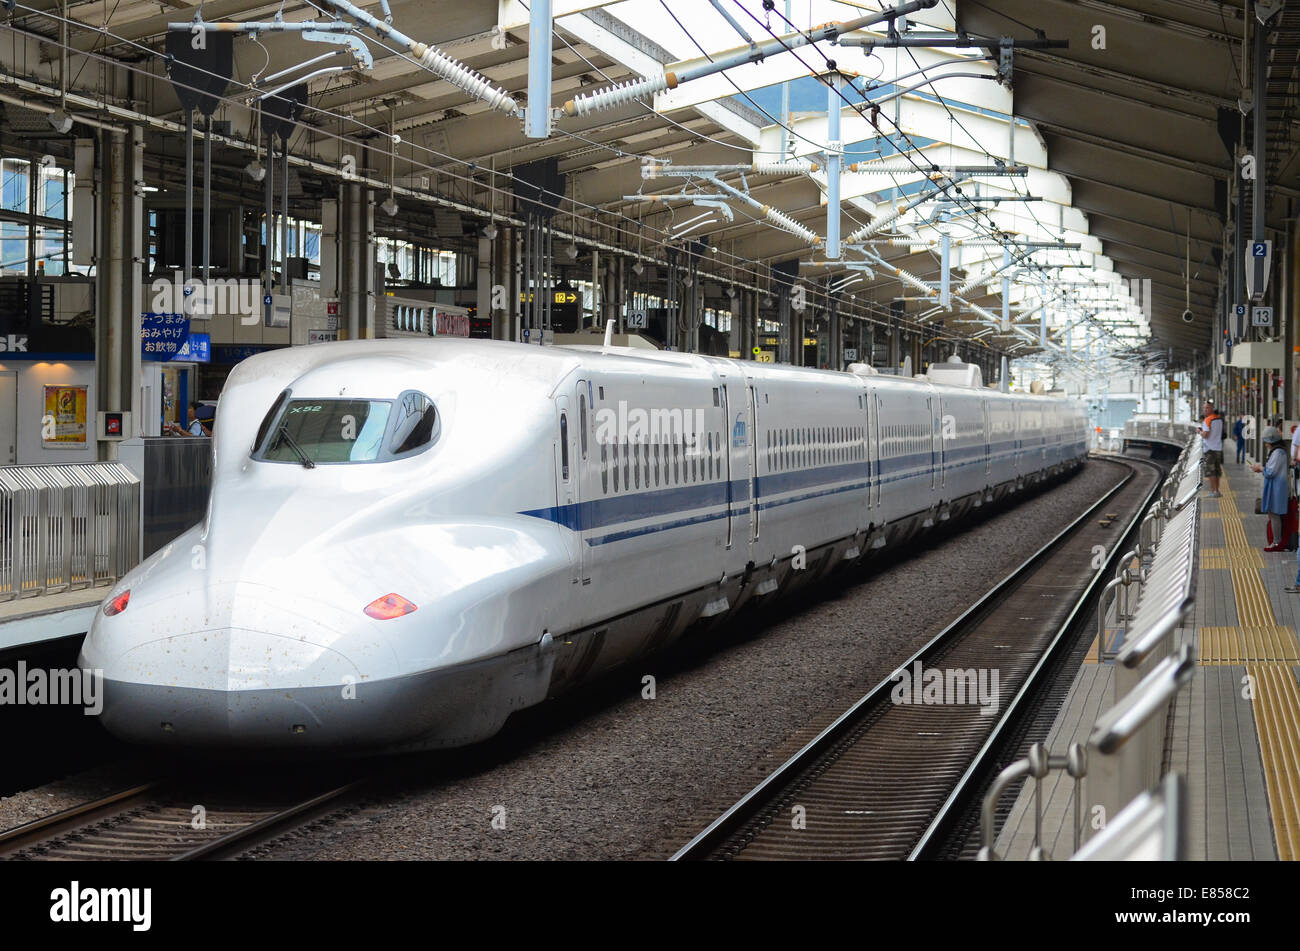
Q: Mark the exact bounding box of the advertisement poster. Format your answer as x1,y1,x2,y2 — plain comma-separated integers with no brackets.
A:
42,384,88,446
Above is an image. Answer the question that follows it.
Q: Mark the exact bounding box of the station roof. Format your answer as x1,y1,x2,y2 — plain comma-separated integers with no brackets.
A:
6,1,1296,373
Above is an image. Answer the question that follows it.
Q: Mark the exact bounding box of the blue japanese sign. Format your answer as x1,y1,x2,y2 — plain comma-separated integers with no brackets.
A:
174,332,211,363
213,344,272,364
140,312,191,360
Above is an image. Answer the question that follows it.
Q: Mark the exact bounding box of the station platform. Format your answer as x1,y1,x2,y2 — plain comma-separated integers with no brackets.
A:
0,589,102,653
996,455,1300,861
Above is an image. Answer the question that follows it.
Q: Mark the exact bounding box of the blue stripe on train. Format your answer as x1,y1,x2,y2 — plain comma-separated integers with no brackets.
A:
521,437,1086,545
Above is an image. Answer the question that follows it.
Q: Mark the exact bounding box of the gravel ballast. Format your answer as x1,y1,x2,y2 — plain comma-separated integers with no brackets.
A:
253,458,1130,861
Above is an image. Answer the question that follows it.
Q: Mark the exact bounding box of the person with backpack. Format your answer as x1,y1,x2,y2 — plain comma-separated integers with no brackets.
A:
1234,414,1247,463
1201,400,1225,497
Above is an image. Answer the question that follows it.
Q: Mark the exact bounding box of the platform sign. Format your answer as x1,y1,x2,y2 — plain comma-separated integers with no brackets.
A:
1252,306,1274,327
844,347,858,361
627,310,647,330
1247,240,1272,302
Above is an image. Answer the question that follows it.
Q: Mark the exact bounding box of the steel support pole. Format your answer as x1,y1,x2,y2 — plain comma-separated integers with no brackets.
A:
826,73,841,260
184,110,194,287
526,0,553,138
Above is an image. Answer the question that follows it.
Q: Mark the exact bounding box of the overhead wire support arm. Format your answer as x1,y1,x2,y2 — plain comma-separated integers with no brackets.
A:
563,0,940,118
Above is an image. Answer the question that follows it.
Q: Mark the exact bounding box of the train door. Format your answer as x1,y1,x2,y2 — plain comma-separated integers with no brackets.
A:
871,392,882,508
982,399,991,476
860,387,872,511
575,380,593,584
718,380,734,550
928,396,939,490
747,383,760,540
555,394,580,586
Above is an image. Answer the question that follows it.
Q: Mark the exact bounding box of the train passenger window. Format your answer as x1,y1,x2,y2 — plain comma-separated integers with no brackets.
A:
613,442,620,492
601,444,608,494
673,437,680,484
560,414,570,480
654,441,661,487
623,441,630,489
707,433,713,480
634,441,641,489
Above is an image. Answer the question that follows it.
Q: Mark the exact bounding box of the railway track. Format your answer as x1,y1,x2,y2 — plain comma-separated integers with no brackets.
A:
0,776,365,861
672,456,1163,861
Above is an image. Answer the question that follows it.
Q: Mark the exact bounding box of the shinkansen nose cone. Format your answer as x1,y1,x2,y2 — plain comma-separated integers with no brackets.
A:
80,507,569,753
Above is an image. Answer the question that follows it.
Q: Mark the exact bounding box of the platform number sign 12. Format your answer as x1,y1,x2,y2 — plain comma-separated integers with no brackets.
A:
626,311,648,330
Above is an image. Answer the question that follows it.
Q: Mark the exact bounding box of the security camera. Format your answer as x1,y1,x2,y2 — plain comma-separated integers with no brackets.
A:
482,223,498,240
244,160,265,182
632,261,644,275
47,110,73,134
380,196,399,217
1182,309,1194,323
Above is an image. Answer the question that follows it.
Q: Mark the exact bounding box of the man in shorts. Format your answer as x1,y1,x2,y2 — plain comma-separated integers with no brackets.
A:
1201,400,1223,497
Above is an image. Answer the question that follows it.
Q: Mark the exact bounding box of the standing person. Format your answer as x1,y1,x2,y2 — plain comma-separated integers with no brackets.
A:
1201,400,1224,498
1252,426,1289,552
1235,413,1248,464
169,402,210,437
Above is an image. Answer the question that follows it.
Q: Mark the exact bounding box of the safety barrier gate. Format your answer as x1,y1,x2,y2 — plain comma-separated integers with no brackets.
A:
979,435,1201,860
0,463,140,601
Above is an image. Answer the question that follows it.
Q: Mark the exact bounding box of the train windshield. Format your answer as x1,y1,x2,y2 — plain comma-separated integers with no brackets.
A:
257,399,393,464
253,391,440,465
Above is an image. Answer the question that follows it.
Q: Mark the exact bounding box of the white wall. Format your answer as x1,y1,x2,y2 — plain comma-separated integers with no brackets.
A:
0,360,97,465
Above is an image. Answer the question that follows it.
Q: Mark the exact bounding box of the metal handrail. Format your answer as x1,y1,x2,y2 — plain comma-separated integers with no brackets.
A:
1089,644,1197,755
978,741,1087,861
1071,772,1186,861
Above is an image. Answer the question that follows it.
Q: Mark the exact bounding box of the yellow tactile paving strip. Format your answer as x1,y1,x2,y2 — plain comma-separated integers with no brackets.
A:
1245,663,1300,861
1200,547,1262,570
1200,626,1300,664
1208,473,1300,860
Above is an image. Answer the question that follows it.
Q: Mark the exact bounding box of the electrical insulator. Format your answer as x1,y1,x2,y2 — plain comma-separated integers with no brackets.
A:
416,44,516,113
563,73,677,117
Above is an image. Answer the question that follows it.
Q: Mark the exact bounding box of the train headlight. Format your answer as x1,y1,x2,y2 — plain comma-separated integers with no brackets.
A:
364,593,418,620
103,589,130,617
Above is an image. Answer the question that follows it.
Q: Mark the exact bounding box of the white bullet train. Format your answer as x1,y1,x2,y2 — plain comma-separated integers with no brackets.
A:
80,337,1087,753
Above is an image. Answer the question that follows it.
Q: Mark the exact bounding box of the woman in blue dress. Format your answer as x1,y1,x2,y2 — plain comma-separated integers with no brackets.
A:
1251,426,1289,552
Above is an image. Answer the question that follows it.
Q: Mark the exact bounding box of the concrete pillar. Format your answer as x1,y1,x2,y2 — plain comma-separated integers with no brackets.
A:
96,126,143,459
477,234,492,337
320,198,340,301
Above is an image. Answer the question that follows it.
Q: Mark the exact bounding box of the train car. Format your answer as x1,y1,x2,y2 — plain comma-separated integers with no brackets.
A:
79,338,1088,754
